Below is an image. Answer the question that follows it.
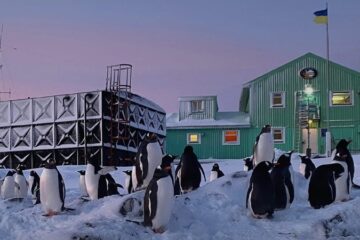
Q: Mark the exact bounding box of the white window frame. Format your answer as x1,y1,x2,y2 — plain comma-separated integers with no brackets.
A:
270,92,285,108
329,91,354,107
191,100,205,113
222,130,240,145
187,133,201,144
272,127,285,144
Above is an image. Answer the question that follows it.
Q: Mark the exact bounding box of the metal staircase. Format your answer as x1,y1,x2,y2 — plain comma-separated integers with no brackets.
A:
105,64,132,165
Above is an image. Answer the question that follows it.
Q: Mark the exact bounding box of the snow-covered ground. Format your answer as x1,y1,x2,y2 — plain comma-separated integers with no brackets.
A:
1,152,360,240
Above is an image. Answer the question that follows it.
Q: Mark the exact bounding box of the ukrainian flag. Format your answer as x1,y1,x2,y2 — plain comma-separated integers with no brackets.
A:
314,9,328,24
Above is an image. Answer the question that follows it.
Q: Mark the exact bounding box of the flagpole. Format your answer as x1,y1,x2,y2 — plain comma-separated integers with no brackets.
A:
325,1,332,157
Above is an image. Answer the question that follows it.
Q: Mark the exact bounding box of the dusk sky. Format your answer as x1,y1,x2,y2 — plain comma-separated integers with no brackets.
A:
0,1,359,113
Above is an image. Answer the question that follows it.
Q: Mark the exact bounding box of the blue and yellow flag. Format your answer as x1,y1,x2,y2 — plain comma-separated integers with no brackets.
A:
314,9,328,24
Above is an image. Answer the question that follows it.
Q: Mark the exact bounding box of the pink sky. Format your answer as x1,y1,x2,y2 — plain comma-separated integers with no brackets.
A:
0,1,360,112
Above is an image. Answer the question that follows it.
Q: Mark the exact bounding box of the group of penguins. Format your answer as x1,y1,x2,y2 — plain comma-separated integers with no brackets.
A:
1,126,356,232
0,133,220,234
242,124,359,219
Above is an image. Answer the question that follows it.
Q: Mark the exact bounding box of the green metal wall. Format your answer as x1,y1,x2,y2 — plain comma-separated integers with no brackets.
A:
166,128,259,160
247,53,360,154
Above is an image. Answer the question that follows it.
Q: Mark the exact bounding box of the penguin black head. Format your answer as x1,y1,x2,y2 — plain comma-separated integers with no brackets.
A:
212,163,220,171
78,170,86,175
336,139,351,150
5,170,15,177
261,124,272,133
331,163,345,180
184,145,194,154
123,170,132,176
276,151,293,167
44,159,57,169
146,132,158,141
161,154,176,169
299,155,316,179
243,157,253,171
16,164,25,175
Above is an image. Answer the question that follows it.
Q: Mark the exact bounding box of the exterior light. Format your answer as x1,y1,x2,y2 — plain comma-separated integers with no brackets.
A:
304,84,314,95
308,119,313,124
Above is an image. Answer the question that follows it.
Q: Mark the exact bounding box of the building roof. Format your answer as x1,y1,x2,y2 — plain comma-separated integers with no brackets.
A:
166,111,250,129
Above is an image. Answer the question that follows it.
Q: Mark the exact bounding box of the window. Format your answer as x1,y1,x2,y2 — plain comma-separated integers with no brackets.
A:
222,130,240,145
330,91,353,106
187,133,201,144
272,128,285,143
270,92,285,108
191,100,204,113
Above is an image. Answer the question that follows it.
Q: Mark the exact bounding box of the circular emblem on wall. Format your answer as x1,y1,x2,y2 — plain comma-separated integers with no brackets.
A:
299,67,317,80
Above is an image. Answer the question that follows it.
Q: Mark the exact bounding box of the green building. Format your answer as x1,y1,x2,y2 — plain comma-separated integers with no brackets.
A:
166,53,360,159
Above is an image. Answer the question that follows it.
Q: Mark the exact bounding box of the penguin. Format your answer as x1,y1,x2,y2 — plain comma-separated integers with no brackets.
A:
14,165,28,199
246,161,275,218
40,160,66,216
243,157,253,171
331,139,360,188
144,168,174,233
209,163,225,182
28,170,41,205
84,158,110,200
175,145,206,194
1,170,19,200
270,151,294,209
161,154,177,184
78,170,88,197
104,173,123,196
252,125,275,166
308,163,344,209
123,170,133,194
299,155,316,180
132,133,163,191
331,150,352,202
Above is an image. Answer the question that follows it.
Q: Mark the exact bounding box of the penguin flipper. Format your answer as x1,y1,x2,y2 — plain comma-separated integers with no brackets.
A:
352,183,360,189
285,178,295,203
246,183,252,209
197,161,206,182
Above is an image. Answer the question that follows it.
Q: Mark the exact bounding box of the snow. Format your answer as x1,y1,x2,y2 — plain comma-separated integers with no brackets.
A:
1,153,360,239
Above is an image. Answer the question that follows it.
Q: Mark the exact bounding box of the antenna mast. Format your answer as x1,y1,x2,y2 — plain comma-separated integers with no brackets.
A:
0,24,11,101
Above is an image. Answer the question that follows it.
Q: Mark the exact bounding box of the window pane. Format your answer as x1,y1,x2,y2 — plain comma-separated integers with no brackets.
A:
271,93,284,107
223,130,239,144
273,129,284,143
191,100,204,112
332,92,352,105
189,134,199,143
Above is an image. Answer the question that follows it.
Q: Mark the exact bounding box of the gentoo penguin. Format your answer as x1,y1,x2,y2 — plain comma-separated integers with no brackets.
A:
28,170,41,205
332,150,352,202
299,155,316,179
331,139,360,188
252,125,274,166
78,170,88,197
308,163,344,209
84,158,110,200
132,133,163,191
144,168,174,233
123,170,133,194
104,173,123,196
270,152,294,209
14,165,28,199
209,163,225,182
1,170,19,200
175,145,206,194
243,157,253,171
246,161,275,218
40,160,66,216
161,154,177,184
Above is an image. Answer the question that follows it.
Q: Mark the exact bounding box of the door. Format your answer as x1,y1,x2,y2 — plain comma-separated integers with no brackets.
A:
302,128,318,154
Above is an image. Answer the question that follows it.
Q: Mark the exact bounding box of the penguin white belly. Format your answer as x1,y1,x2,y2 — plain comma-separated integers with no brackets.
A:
1,177,16,199
143,142,163,187
125,175,131,193
15,175,28,198
131,166,138,192
79,175,88,197
285,186,290,208
151,177,174,231
254,134,274,165
209,171,218,182
333,161,350,202
299,163,306,177
40,169,63,213
85,170,100,200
